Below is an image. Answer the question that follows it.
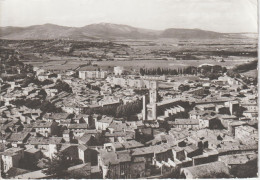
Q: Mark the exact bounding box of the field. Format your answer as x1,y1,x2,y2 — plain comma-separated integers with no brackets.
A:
2,38,257,72
22,55,91,71
241,69,258,78
23,57,256,72
95,58,255,69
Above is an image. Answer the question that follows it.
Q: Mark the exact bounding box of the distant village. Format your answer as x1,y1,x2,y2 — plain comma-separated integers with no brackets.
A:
0,48,258,179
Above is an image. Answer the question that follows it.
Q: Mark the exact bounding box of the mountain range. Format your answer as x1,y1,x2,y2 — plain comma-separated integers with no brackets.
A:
0,23,256,40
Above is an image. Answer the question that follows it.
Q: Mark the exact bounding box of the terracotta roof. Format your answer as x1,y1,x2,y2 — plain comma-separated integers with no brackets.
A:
27,136,64,145
174,118,199,125
1,147,23,156
7,167,30,178
7,132,30,142
132,143,171,156
78,144,88,151
68,123,88,129
33,122,56,128
122,140,144,149
181,161,230,178
219,153,257,165
79,134,94,144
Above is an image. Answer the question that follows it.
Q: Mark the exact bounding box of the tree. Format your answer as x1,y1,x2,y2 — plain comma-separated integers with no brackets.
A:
178,84,190,92
21,76,40,87
218,107,231,115
19,154,39,171
25,99,42,109
54,80,72,93
38,89,47,99
242,84,248,89
48,73,58,78
40,101,61,113
233,106,247,117
115,100,142,118
41,79,54,86
43,152,70,177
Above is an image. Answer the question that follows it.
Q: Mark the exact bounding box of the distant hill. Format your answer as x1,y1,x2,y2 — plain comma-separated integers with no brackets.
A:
80,23,160,39
161,28,225,39
0,23,255,40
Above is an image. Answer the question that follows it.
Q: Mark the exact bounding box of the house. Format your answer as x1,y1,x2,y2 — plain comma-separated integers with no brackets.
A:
199,117,223,129
192,148,219,166
6,132,31,147
45,88,58,97
235,125,258,142
1,147,24,172
180,161,231,178
95,116,113,130
61,104,81,115
5,167,30,178
67,123,89,138
0,143,5,152
34,67,44,75
114,66,124,76
241,102,258,112
104,142,124,152
183,144,201,158
98,149,140,179
224,101,239,115
23,148,42,169
33,121,59,137
242,110,258,121
43,112,72,123
121,140,144,150
78,132,97,145
11,169,52,179
195,104,216,111
78,145,98,165
38,73,49,81
104,131,126,143
173,119,199,129
2,120,23,133
21,107,42,119
172,146,186,161
107,121,127,133
130,157,146,178
78,144,88,163
62,129,73,142
67,163,91,178
73,114,90,124
218,153,258,178
131,144,173,167
59,144,79,161
25,136,65,159
79,70,108,80
189,109,216,120
0,132,12,143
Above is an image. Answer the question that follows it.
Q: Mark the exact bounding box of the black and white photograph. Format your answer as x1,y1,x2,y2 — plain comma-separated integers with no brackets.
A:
0,0,258,179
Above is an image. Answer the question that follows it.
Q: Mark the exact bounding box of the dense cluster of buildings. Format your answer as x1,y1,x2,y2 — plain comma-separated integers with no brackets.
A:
0,60,258,179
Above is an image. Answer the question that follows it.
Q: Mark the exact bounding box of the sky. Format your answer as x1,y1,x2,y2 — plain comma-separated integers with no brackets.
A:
0,0,258,33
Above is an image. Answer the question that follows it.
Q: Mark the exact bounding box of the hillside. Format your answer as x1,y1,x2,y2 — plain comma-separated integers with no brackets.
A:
0,23,253,40
161,28,226,39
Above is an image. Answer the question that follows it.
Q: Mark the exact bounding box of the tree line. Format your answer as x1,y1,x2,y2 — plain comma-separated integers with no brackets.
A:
227,60,258,85
86,83,101,91
139,65,227,80
9,98,61,113
84,99,142,119
139,66,198,76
